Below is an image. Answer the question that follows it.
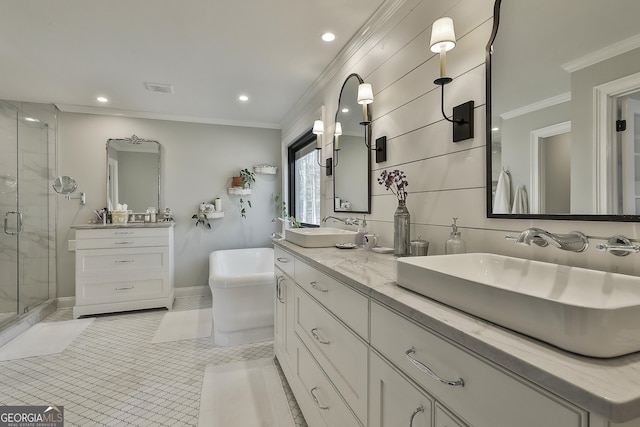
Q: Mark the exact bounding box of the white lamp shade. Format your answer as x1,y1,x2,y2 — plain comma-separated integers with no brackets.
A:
430,17,456,53
357,83,374,105
334,122,342,136
312,120,324,135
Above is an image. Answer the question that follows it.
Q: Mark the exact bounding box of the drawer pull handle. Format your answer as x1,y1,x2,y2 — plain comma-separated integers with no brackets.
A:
115,241,134,245
115,260,134,263
405,348,464,387
310,281,328,293
115,286,134,291
410,405,424,427
310,387,329,410
276,257,290,263
276,276,285,303
310,328,330,345
114,231,134,235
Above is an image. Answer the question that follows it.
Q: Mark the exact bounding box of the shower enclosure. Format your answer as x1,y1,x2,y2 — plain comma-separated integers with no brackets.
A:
0,100,50,328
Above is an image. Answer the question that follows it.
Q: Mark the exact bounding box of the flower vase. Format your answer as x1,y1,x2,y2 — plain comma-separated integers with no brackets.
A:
394,200,410,257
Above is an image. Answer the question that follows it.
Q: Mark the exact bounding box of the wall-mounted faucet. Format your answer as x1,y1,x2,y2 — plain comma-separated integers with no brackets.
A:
322,216,363,226
596,235,640,256
506,228,588,252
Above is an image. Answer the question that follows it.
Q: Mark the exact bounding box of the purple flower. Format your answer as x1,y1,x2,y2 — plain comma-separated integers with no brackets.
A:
378,169,409,201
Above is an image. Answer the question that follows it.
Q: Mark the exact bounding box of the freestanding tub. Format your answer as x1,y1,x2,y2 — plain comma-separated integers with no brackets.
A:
208,248,274,346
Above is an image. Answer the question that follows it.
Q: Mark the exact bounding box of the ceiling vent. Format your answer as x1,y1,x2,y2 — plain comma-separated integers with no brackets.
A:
145,82,174,94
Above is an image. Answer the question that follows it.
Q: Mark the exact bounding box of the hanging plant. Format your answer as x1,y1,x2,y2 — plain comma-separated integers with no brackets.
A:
239,198,252,218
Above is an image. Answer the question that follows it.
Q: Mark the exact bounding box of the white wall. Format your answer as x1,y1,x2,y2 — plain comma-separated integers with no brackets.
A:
57,112,281,298
281,0,640,277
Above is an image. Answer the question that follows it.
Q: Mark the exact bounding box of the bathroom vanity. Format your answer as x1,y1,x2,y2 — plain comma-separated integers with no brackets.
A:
72,223,175,319
273,240,640,427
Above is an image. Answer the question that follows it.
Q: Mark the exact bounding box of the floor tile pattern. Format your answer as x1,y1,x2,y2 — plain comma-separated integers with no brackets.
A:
0,296,307,427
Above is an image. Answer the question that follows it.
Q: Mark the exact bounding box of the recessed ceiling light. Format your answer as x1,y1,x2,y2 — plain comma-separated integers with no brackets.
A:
492,127,500,131
97,96,108,103
24,117,39,122
341,107,349,113
238,95,249,102
321,32,336,42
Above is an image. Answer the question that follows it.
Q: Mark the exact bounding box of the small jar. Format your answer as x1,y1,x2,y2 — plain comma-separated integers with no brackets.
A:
410,236,429,256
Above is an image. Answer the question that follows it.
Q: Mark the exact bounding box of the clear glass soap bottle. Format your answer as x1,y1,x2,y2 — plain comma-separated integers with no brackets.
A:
445,217,466,254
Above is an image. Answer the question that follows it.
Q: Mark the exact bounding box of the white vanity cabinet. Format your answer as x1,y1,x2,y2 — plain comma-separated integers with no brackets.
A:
73,225,175,319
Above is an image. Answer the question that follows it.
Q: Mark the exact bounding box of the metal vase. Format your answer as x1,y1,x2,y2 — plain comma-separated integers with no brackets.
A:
394,200,410,257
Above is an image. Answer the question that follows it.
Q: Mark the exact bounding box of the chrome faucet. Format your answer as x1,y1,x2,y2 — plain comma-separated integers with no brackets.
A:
507,228,588,252
322,216,362,226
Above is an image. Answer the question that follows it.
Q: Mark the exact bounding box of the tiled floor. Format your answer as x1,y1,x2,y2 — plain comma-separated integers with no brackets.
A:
0,296,307,427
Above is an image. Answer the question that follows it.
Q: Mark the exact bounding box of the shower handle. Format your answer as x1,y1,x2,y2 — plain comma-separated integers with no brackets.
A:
3,211,23,235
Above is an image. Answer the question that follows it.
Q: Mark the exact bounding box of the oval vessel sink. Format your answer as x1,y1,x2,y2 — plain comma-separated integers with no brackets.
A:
396,253,640,358
285,227,356,248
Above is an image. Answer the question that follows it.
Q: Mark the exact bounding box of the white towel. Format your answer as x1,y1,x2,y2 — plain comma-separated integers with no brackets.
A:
512,186,529,214
493,170,511,214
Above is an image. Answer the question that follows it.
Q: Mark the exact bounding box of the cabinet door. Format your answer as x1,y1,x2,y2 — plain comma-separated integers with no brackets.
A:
275,273,286,355
370,351,433,427
274,270,296,373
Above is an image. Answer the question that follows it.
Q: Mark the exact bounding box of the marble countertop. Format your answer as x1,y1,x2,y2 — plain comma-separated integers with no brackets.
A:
71,222,175,229
273,239,640,423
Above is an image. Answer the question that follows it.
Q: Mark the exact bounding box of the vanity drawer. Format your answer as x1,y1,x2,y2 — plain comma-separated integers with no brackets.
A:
76,274,169,305
75,236,169,250
76,247,169,276
274,246,295,278
295,260,368,338
435,403,468,427
370,301,587,427
76,227,170,240
295,285,368,425
296,337,362,427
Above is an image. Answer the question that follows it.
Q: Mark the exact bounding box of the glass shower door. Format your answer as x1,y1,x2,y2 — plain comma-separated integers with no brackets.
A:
17,110,49,314
0,101,19,326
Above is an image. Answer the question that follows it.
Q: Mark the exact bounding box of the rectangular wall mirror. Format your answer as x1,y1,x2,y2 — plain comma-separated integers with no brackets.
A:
106,135,161,213
486,0,640,220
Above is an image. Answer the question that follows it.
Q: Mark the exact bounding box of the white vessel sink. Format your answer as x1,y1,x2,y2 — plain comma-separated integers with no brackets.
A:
285,227,357,248
396,253,640,358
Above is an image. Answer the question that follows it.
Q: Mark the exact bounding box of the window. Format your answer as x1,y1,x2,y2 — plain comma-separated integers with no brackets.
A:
288,130,321,226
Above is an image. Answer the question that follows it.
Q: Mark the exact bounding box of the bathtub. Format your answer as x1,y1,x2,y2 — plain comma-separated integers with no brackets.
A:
208,248,274,346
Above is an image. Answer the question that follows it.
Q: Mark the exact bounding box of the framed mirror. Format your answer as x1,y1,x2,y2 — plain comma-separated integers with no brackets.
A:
486,0,640,220
106,135,160,213
333,73,372,213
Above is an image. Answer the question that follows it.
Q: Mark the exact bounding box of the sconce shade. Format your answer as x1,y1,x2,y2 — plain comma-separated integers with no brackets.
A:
357,83,374,105
312,120,324,135
430,17,456,53
334,122,343,136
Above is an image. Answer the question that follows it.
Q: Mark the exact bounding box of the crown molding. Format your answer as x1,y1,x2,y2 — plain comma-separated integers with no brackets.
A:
562,33,640,73
500,92,571,120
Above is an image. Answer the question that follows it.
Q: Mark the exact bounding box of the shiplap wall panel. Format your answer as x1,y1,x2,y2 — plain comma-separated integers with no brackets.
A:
373,108,485,170
284,0,640,269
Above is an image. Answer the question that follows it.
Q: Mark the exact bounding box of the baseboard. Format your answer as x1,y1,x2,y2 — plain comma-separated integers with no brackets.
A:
174,286,211,298
56,287,209,309
56,296,75,309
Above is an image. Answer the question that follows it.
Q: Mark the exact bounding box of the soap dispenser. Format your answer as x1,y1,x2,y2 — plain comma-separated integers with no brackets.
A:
445,217,466,254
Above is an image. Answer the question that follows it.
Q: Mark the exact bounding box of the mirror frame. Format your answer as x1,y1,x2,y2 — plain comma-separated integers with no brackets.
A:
106,135,161,212
333,73,372,214
485,0,640,222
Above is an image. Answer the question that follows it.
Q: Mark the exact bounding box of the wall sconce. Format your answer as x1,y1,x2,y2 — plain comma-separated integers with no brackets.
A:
356,83,388,162
333,122,342,168
313,119,335,176
357,83,374,125
430,16,474,142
